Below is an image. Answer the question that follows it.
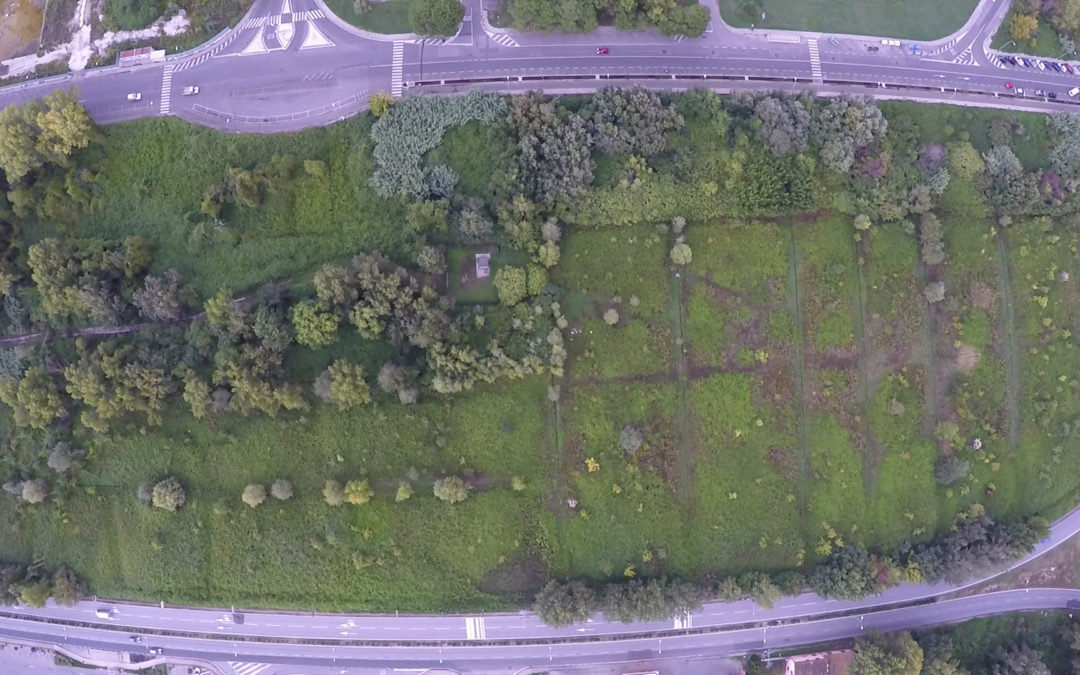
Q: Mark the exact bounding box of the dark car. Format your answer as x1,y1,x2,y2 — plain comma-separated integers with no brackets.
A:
1066,63,1076,74
1051,62,1063,72
1049,91,1059,99
1005,56,1018,65
128,635,142,643
596,47,609,55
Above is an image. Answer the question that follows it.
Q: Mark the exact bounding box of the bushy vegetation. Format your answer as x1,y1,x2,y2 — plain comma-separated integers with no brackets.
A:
1,88,1078,618
508,0,708,36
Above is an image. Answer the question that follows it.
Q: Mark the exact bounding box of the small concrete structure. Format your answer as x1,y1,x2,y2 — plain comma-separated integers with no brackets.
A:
785,649,853,675
475,253,491,279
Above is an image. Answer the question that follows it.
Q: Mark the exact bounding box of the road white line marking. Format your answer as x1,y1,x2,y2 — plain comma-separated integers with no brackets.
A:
465,616,486,639
228,662,271,675
159,63,174,115
807,37,822,81
391,41,404,97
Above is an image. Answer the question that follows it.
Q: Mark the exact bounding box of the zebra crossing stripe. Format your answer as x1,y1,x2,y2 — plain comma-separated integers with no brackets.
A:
159,64,174,115
807,37,822,81
490,33,518,47
391,41,404,97
465,616,486,639
227,662,271,675
673,611,692,629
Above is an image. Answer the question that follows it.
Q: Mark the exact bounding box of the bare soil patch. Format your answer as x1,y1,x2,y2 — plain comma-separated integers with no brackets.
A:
0,0,43,60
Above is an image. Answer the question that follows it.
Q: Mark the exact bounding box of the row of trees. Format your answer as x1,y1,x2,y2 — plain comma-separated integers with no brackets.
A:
532,506,1048,626
322,475,471,506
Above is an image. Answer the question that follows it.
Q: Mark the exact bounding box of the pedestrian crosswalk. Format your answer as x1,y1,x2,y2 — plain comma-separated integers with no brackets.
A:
227,662,271,675
240,15,275,29
159,63,174,115
489,32,518,47
293,9,324,21
411,37,446,45
673,610,693,629
465,616,487,639
391,41,404,97
952,48,977,65
807,37,822,81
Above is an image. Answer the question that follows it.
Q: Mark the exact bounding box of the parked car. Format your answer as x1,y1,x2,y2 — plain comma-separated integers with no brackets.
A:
1051,62,1063,72
1065,63,1075,74
126,93,141,101
1037,59,1047,70
1005,56,1018,65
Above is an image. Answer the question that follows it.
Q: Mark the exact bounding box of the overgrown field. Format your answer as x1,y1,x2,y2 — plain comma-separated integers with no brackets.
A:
0,89,1079,613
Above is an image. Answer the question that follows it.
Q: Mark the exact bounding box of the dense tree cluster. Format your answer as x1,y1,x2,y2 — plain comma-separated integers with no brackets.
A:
510,92,594,204
585,88,683,157
408,0,465,36
0,562,86,607
534,577,703,626
0,90,99,226
27,236,153,323
851,631,923,675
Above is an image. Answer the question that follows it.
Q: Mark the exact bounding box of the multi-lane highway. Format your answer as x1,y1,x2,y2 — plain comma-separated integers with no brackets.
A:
3,0,1080,671
2,0,1080,133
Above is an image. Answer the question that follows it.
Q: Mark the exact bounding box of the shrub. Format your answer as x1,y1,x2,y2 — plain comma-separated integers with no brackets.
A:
270,479,293,501
934,455,970,486
494,267,528,306
345,479,374,505
924,281,946,303
408,0,465,36
151,477,186,512
395,482,414,502
603,308,619,325
323,480,345,506
369,92,393,117
670,242,693,265
619,425,644,455
20,479,47,504
433,476,470,503
292,300,339,348
242,484,267,508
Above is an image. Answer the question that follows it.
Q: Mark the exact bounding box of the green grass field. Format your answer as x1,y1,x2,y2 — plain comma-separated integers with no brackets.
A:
2,96,1080,612
324,0,416,34
718,0,980,40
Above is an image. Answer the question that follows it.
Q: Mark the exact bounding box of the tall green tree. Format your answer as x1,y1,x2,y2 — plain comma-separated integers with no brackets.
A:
850,631,923,675
408,0,465,36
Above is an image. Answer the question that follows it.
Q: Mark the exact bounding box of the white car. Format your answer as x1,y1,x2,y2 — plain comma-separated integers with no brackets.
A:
126,93,141,101
181,86,200,96
1037,60,1047,70
1070,87,1080,97
880,38,901,47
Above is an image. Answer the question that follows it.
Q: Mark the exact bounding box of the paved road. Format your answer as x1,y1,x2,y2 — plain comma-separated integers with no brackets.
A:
2,0,1080,670
0,0,1077,133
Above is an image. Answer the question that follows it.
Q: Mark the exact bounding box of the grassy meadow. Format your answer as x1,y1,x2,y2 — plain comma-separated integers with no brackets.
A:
1,96,1080,612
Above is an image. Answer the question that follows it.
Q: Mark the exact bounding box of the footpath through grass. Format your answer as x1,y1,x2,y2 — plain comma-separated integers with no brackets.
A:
718,0,980,40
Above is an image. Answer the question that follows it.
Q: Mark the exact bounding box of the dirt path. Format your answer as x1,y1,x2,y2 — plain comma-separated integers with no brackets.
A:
0,313,204,348
670,265,695,513
915,262,939,436
787,223,810,513
996,235,1021,453
853,236,884,492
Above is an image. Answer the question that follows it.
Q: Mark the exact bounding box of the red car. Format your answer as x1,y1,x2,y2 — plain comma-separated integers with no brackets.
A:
1005,82,1013,89
596,47,609,55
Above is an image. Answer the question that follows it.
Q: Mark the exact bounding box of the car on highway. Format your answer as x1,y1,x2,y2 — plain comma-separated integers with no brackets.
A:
128,635,142,643
1070,87,1080,96
1049,91,1059,99
95,608,115,619
881,38,901,46
126,93,141,101
596,47,609,55
1005,82,1013,89
181,86,199,95
148,647,163,655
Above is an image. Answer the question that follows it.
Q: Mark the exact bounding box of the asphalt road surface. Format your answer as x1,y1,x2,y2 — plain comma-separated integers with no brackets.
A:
2,0,1080,670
